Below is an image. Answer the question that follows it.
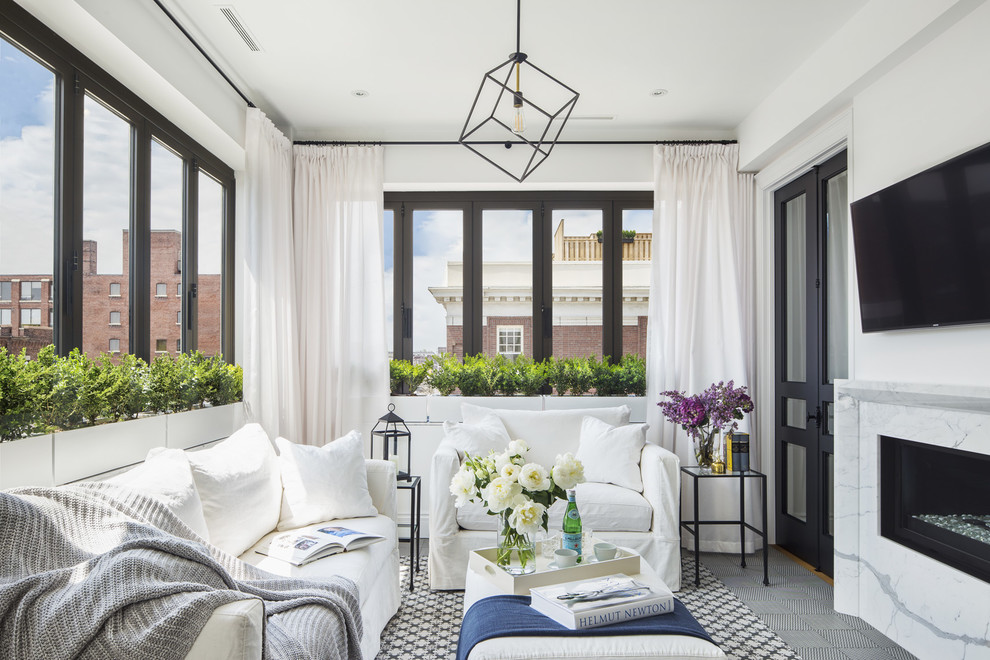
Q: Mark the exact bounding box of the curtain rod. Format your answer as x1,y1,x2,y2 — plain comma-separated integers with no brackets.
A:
293,139,738,146
150,0,255,108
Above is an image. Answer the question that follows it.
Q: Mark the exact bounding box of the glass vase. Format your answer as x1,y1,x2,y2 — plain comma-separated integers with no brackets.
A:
695,428,718,471
496,511,536,575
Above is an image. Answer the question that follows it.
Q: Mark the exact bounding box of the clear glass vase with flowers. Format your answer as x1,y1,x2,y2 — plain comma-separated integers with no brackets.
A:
658,380,755,472
450,439,585,575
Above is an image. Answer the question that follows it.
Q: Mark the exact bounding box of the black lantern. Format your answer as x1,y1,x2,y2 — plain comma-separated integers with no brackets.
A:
459,0,579,182
371,403,412,481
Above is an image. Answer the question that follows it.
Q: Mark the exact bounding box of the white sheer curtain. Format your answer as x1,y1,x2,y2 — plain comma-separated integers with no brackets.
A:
645,143,758,552
242,108,303,442
292,145,388,445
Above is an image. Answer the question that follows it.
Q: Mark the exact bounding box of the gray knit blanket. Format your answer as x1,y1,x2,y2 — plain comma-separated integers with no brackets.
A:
0,483,364,660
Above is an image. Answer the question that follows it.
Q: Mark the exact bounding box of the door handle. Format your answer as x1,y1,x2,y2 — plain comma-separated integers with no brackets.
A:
807,406,823,429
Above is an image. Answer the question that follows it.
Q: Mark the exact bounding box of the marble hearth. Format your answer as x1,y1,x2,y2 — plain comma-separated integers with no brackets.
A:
834,381,990,660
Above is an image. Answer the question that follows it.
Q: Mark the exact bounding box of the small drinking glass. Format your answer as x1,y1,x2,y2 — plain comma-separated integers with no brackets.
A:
540,532,560,559
582,528,595,557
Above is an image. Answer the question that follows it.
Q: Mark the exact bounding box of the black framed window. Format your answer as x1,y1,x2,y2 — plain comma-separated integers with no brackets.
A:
384,191,653,363
0,5,235,362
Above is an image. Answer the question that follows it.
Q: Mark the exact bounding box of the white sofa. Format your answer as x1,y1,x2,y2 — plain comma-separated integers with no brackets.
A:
429,403,681,591
105,423,401,660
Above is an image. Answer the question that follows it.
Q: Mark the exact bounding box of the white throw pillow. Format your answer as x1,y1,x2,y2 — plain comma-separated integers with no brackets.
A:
276,430,377,531
186,423,282,557
107,447,210,539
442,413,511,459
575,416,648,492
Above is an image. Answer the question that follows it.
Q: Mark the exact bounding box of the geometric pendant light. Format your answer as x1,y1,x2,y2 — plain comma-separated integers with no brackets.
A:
459,0,579,182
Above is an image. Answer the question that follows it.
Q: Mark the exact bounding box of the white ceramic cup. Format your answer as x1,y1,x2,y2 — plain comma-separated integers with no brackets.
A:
554,548,579,567
593,542,617,561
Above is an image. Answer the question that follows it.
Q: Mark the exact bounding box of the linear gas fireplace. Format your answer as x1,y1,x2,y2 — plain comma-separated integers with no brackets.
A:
880,435,990,583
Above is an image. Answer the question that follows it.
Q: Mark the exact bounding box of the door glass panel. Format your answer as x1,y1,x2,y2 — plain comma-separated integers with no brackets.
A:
1,38,56,357
785,442,808,523
482,209,533,358
551,210,603,358
82,94,132,357
621,209,652,360
197,171,223,356
149,139,183,357
825,452,834,537
825,401,835,436
413,210,462,359
784,194,807,382
784,397,807,430
384,209,394,358
825,171,849,383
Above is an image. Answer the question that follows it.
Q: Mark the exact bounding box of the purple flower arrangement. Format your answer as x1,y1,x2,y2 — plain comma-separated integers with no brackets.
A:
658,380,754,441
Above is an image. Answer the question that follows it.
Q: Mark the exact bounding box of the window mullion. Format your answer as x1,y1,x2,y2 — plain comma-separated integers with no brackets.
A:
130,120,152,362
399,203,413,362
182,158,198,354
467,202,483,357
602,202,619,360
533,201,551,362
60,69,84,354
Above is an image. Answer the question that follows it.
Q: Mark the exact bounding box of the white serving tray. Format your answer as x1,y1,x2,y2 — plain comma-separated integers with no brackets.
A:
467,540,641,595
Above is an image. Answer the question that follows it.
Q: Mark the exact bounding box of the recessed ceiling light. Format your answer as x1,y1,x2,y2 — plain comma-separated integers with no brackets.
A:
650,89,669,97
351,90,370,98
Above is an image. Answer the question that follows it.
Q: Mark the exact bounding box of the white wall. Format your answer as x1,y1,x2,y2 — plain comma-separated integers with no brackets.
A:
384,143,654,191
737,0,984,172
849,0,990,387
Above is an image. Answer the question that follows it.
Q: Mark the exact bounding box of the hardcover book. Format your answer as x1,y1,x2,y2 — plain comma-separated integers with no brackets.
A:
529,573,674,630
255,525,384,566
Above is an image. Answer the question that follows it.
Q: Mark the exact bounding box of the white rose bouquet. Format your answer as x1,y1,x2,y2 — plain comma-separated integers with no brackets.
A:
449,439,585,573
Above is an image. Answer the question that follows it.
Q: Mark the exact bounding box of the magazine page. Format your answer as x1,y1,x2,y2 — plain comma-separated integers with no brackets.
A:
258,525,384,566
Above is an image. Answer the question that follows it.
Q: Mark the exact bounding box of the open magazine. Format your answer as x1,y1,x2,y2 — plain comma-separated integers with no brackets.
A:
256,526,385,566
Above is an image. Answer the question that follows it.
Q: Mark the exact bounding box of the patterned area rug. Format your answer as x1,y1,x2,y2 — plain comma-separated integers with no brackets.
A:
376,554,801,660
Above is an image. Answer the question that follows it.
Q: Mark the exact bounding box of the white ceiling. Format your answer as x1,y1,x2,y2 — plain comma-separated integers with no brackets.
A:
164,0,870,142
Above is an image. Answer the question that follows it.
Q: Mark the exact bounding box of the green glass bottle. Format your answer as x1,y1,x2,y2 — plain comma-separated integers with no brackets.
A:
562,489,582,559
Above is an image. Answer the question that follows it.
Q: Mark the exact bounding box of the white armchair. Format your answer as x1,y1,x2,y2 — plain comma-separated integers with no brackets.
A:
428,404,681,591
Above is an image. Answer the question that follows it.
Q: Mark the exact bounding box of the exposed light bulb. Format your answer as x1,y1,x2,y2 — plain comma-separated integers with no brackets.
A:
512,91,525,135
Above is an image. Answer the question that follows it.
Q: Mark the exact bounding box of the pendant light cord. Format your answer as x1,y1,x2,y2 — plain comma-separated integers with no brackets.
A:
516,0,522,55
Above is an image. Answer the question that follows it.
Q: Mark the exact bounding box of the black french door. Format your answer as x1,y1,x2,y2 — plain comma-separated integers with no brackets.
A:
774,151,848,576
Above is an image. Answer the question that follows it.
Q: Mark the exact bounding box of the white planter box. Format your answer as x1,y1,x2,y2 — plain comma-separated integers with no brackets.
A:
3,403,245,488
0,433,54,489
54,415,167,484
166,402,245,450
386,396,429,423
543,394,648,422
427,395,543,423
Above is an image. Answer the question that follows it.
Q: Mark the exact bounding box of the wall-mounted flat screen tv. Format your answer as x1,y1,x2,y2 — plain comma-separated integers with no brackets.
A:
850,141,990,332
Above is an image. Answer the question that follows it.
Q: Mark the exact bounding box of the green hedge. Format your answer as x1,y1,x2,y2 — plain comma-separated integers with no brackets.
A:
0,345,243,442
389,353,645,397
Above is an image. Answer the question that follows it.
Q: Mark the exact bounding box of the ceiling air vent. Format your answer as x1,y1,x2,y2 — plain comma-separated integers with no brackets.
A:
218,6,261,52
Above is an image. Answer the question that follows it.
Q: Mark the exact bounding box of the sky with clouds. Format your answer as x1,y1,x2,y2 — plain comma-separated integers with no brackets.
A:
1,36,223,282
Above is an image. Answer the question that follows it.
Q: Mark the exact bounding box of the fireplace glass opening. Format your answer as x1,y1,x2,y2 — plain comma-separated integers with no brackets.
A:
880,435,990,583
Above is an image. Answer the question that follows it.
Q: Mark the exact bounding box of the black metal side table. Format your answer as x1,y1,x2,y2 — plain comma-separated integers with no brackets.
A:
679,466,769,587
396,475,422,591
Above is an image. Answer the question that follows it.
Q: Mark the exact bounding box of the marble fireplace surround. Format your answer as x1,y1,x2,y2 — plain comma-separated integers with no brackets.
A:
834,380,990,660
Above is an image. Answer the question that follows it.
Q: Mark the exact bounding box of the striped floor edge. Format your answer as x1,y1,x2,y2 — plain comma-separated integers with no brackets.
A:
375,554,801,660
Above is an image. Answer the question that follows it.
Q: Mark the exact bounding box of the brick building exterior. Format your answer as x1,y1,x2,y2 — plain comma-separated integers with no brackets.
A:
428,223,651,360
1,230,221,359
